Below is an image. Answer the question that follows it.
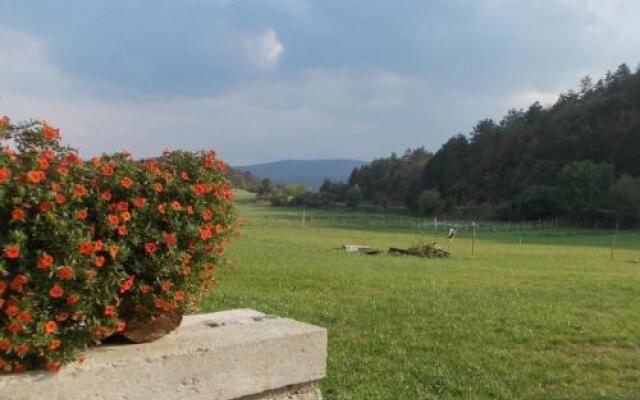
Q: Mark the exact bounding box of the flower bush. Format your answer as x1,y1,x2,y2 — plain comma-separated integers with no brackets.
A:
0,117,237,372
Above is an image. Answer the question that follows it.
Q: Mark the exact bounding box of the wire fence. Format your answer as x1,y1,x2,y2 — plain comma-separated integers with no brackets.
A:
240,207,640,253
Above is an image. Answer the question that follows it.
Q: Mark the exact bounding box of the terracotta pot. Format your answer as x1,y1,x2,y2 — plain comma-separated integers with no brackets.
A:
120,308,184,343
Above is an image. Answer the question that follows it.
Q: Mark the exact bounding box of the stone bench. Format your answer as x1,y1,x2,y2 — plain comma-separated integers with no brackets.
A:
0,309,327,400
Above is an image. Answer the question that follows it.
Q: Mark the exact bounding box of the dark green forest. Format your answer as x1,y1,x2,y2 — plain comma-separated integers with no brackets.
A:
347,63,640,225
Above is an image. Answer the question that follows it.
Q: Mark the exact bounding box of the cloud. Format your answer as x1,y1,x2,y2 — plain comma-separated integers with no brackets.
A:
510,90,560,108
243,28,284,70
0,1,638,164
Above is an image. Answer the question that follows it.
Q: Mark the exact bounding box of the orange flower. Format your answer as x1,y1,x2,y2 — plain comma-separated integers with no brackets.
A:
58,266,75,280
140,284,152,295
199,227,212,240
157,203,166,214
154,183,163,193
49,339,61,351
9,274,28,291
204,156,215,168
49,285,64,298
107,214,119,225
104,305,117,318
73,184,87,197
55,312,70,322
37,157,50,170
0,166,12,183
192,183,208,196
204,209,214,220
44,321,58,334
144,242,158,254
154,298,167,310
95,326,110,339
180,171,190,181
120,176,133,189
14,343,29,357
181,266,191,276
102,165,115,176
39,201,52,213
0,281,5,295
46,362,61,373
43,149,55,160
11,208,25,222
66,293,79,305
4,245,20,259
100,191,112,201
160,280,172,292
18,311,32,323
56,165,69,176
7,322,22,334
174,290,186,302
133,197,146,208
0,339,11,351
42,123,60,140
170,201,181,211
95,256,105,267
116,321,126,333
117,225,128,236
85,270,96,282
76,209,88,221
78,242,94,256
54,194,66,205
93,240,104,251
27,170,46,183
4,306,18,318
163,233,178,246
120,211,131,222
116,201,129,211
108,244,120,258
118,276,135,294
37,253,54,269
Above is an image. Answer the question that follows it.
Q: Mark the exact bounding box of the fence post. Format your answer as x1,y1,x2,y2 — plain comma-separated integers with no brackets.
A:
471,221,477,256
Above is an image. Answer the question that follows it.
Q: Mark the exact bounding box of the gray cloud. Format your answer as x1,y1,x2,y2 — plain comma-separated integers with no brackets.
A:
0,0,638,164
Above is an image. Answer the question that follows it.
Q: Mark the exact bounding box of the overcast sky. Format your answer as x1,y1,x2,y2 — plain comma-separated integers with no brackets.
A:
0,1,638,165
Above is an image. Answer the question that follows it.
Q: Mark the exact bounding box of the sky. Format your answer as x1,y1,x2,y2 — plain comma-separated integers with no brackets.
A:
0,1,638,165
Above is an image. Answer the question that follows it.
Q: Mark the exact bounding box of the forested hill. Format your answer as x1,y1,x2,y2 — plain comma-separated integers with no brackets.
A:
349,63,640,224
236,159,366,190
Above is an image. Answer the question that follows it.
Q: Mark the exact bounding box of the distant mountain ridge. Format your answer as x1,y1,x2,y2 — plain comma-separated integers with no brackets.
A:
234,159,367,190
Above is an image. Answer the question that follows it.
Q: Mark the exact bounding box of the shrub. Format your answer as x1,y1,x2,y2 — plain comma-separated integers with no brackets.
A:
0,118,237,372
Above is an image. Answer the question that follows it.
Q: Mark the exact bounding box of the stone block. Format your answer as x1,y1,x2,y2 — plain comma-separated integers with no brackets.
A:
0,309,327,400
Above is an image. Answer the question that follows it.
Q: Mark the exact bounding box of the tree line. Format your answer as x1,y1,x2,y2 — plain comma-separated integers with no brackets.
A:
348,63,640,225
257,63,640,226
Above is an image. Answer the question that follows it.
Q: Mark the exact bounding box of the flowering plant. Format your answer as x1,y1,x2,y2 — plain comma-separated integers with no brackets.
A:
0,117,236,372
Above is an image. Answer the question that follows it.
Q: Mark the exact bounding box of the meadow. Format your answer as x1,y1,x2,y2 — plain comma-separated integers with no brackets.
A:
202,195,640,399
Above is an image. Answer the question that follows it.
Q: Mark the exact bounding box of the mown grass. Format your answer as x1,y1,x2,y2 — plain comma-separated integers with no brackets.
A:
202,200,640,399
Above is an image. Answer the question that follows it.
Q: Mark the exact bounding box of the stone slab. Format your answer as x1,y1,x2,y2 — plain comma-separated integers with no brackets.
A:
0,309,327,400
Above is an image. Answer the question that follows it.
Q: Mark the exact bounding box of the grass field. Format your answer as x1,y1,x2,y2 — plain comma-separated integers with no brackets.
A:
202,197,640,399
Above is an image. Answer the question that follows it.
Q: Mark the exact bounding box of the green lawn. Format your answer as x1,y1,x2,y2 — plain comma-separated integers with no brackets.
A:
202,201,640,399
